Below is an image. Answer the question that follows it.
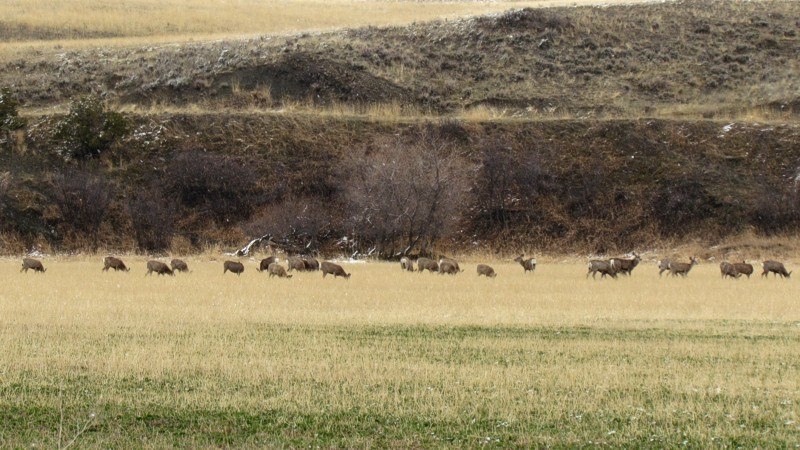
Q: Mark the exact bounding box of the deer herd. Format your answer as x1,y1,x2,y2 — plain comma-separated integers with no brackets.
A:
16,253,793,281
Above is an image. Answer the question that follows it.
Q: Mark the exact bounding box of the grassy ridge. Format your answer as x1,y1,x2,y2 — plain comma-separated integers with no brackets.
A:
0,0,652,43
2,0,798,119
2,259,799,446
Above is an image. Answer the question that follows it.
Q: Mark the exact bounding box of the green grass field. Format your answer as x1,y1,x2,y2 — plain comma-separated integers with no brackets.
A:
1,257,799,447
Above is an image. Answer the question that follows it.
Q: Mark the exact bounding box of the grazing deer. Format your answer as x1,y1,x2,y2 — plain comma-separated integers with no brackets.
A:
321,261,350,279
400,257,414,272
587,259,618,279
416,257,439,273
668,257,699,277
762,260,791,278
720,262,740,279
439,260,459,275
610,252,641,276
257,256,278,272
267,263,292,279
287,256,307,272
20,258,46,273
103,256,130,272
514,255,536,273
477,264,497,278
223,261,245,276
439,257,463,273
170,259,189,273
146,260,174,276
302,256,320,271
657,259,671,277
733,261,753,278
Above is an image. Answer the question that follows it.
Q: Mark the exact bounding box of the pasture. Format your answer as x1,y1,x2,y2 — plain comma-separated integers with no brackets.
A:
2,257,799,447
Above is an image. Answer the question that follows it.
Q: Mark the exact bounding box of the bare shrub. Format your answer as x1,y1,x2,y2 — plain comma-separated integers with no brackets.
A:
50,169,113,250
244,196,335,253
751,182,800,234
472,138,552,229
128,186,175,253
167,151,261,224
650,178,718,235
344,129,472,257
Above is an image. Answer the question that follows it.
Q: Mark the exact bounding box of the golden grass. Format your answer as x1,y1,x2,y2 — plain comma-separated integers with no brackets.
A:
0,0,660,57
2,257,799,446
2,257,800,328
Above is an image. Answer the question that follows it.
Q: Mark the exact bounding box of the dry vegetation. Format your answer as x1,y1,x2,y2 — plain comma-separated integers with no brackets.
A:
0,0,657,42
2,257,799,446
2,0,798,121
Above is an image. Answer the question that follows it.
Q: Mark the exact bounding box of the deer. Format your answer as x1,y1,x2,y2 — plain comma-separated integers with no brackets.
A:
400,257,414,272
257,256,279,272
146,260,174,276
287,256,307,272
416,257,439,273
668,257,699,277
302,256,320,271
657,259,671,277
477,264,497,278
321,261,350,279
732,261,753,278
610,252,641,276
514,255,536,273
223,260,245,276
439,257,463,273
103,256,130,272
762,260,791,278
267,263,292,279
20,258,46,273
720,262,740,279
587,259,618,279
439,260,459,275
170,259,189,273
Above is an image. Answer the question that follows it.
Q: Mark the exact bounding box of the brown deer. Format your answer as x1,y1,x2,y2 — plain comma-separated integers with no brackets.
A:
400,257,414,272
439,257,463,273
439,260,459,275
321,261,350,279
103,256,130,272
267,263,292,279
170,259,189,273
223,260,245,276
610,252,641,276
416,257,439,273
21,258,46,273
733,261,753,278
657,259,671,277
257,256,278,272
302,256,320,271
720,262,740,279
287,256,307,272
587,259,618,279
668,257,699,277
762,260,791,278
514,255,536,273
146,260,174,276
477,264,497,278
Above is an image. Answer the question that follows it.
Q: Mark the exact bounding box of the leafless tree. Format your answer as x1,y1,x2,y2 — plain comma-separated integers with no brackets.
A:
51,169,113,250
344,129,472,257
128,186,175,253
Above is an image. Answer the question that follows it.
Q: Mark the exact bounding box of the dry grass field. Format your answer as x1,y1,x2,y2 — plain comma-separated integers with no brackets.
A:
2,256,799,446
0,0,657,41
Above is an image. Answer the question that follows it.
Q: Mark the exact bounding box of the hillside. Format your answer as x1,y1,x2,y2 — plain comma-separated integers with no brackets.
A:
2,0,799,119
2,0,800,256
